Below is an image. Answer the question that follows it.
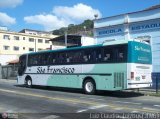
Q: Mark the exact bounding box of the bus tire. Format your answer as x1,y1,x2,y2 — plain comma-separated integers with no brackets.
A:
25,77,32,88
83,79,96,95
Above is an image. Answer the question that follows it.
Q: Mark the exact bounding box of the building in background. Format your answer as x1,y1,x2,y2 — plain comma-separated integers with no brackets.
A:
49,34,96,48
0,28,57,65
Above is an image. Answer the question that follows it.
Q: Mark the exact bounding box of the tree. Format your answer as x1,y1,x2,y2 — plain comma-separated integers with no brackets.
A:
52,20,94,36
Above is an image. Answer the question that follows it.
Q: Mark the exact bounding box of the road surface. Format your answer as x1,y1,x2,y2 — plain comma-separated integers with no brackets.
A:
0,79,159,119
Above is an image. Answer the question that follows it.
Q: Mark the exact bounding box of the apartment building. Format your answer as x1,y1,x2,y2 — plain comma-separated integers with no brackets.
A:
0,28,57,65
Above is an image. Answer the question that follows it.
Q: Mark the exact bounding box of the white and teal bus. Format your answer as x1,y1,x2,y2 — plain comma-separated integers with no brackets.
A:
17,39,152,94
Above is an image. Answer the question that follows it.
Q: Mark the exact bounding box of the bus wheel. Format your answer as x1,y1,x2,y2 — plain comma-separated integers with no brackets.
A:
25,78,32,88
83,79,96,95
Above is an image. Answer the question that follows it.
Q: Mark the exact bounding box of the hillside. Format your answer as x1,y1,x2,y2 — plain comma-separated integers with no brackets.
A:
52,20,94,37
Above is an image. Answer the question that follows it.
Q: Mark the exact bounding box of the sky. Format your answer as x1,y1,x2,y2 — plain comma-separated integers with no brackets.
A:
0,0,160,32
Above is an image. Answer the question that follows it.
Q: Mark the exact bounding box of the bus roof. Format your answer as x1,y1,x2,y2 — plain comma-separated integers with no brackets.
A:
102,39,129,46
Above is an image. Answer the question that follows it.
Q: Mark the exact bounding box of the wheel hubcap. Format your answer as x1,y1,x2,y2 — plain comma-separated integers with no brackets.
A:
27,80,31,86
85,82,93,92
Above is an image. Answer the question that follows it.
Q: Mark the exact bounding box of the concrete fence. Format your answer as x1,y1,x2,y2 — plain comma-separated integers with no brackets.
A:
0,64,18,80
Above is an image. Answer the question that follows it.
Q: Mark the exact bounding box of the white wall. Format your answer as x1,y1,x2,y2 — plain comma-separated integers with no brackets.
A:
81,37,96,46
0,55,19,65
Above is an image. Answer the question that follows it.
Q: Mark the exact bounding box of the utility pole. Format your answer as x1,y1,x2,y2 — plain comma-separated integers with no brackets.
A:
64,28,68,47
84,26,86,36
35,38,36,52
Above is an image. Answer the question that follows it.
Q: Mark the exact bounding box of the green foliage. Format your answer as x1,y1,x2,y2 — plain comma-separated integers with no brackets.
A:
148,92,160,97
52,19,93,36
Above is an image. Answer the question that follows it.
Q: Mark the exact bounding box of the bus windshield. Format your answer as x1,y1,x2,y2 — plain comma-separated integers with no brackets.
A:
128,41,152,64
18,55,26,76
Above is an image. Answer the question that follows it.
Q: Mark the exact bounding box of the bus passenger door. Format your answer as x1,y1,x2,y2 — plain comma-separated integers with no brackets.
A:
18,55,27,76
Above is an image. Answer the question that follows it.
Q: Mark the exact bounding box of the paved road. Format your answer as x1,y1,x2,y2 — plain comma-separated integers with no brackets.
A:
0,79,160,119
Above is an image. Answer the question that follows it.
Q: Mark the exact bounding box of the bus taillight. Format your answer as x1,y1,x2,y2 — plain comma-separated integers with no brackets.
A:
131,72,134,80
142,75,145,79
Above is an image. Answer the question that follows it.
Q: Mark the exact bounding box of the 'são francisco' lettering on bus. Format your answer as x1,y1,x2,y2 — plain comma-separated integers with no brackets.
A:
37,66,75,74
135,46,150,53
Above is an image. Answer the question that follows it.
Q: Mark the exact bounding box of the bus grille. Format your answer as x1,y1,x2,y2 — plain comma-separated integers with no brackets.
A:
114,72,124,88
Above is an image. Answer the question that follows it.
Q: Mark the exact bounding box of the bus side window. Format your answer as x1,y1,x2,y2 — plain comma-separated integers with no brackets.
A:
39,54,45,65
83,55,88,62
77,51,83,62
115,45,127,62
53,59,56,63
104,54,110,61
66,52,70,63
67,51,76,63
43,53,50,65
47,53,52,65
50,53,57,65
58,52,67,64
32,55,38,65
37,54,48,66
69,50,82,64
28,55,35,66
119,53,124,59
36,55,40,65
103,47,112,62
83,49,93,63
94,48,102,62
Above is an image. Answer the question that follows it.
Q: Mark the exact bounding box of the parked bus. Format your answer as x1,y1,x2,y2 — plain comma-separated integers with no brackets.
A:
17,39,152,94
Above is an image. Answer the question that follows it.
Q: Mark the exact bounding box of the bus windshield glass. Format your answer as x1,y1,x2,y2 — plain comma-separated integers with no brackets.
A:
128,41,152,64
